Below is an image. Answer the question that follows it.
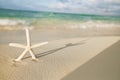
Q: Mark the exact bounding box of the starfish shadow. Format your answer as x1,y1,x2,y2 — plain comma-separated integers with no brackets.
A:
23,42,85,60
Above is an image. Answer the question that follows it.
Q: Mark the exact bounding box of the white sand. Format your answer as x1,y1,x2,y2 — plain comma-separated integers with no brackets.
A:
0,36,120,80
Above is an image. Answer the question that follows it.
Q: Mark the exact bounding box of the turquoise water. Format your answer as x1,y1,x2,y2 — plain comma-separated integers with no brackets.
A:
0,8,120,29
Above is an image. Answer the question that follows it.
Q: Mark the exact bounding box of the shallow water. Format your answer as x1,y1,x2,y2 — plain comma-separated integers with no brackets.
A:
0,8,120,30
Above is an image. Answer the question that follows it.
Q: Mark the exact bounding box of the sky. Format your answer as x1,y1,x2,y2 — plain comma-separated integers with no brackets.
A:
0,0,120,15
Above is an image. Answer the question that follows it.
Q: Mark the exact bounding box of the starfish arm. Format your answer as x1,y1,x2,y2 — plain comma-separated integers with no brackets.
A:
25,28,31,46
15,49,28,61
31,42,48,48
9,43,26,48
29,49,37,60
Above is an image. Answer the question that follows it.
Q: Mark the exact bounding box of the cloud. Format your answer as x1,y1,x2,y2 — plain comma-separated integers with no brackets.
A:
0,0,120,15
55,0,120,15
49,2,66,9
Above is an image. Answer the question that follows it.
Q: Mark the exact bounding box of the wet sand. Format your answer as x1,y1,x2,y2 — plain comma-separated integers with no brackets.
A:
0,29,120,80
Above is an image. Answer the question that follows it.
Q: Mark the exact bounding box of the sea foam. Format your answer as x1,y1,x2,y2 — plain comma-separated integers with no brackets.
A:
0,19,26,26
68,20,120,29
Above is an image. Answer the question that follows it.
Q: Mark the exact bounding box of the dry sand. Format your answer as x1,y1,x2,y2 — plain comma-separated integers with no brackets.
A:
0,30,120,80
62,38,120,80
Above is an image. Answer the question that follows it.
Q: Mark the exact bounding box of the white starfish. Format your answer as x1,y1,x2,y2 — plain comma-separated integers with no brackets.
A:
9,27,48,62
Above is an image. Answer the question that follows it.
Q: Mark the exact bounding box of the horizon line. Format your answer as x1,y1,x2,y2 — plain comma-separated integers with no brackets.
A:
0,8,119,17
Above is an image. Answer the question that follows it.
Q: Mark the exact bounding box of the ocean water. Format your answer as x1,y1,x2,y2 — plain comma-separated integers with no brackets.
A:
0,8,120,30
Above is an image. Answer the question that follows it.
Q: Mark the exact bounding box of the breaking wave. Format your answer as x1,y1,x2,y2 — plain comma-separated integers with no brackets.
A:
0,19,26,26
